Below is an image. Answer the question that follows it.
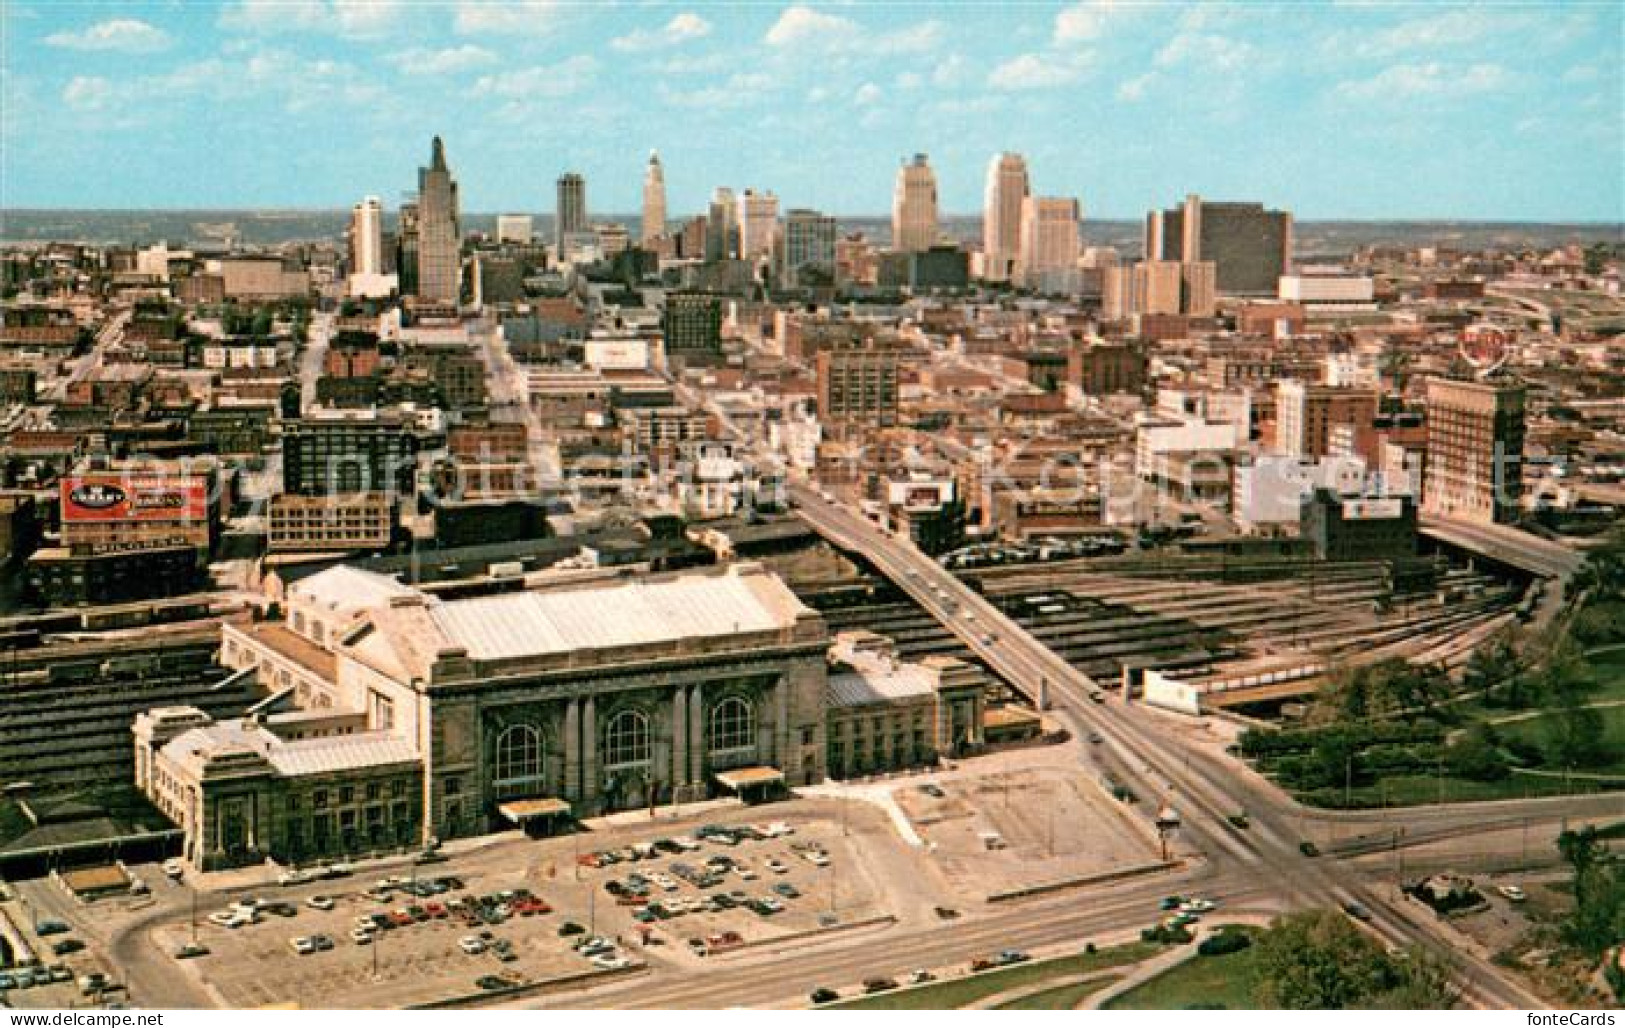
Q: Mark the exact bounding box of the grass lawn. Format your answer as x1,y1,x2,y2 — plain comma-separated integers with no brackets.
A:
1105,930,1263,1010
826,940,1166,1010
1495,705,1625,777
994,974,1123,1010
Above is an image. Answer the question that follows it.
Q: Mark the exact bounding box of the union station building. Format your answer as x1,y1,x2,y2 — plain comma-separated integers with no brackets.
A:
134,562,991,870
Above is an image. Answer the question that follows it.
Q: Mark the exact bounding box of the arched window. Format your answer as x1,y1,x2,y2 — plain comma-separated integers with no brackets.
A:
603,710,650,769
707,696,755,755
493,724,544,790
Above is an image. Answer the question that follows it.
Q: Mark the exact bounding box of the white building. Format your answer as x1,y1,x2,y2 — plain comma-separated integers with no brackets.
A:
1018,196,1081,292
1232,454,1371,532
496,214,534,245
349,196,384,276
1279,268,1375,309
981,153,1030,283
892,154,939,253
1134,412,1239,480
736,189,780,263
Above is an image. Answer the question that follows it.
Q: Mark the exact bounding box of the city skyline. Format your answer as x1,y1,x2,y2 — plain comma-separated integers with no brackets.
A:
3,2,1621,221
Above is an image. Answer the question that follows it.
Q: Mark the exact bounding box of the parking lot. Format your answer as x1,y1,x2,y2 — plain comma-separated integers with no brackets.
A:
147,811,886,1008
895,764,1160,897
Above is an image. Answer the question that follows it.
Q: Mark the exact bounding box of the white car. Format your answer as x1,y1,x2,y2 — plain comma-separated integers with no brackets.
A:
591,953,633,970
277,869,313,887
1498,885,1527,903
765,822,795,837
806,852,830,867
350,927,374,945
459,936,486,955
207,910,251,929
162,859,185,880
735,865,759,881
1180,898,1216,913
765,859,789,875
288,936,316,955
305,895,336,911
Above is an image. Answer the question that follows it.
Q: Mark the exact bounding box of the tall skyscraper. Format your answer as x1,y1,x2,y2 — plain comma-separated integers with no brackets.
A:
415,136,460,304
556,172,587,248
642,151,667,248
1423,378,1525,524
1145,193,1292,295
1017,195,1080,290
348,195,383,276
705,187,737,263
982,153,1029,283
737,188,779,263
397,201,419,297
892,154,938,253
782,208,837,286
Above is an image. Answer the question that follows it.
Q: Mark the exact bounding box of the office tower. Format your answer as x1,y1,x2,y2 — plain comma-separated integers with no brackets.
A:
397,201,420,297
677,216,707,260
736,189,779,262
782,209,837,286
642,151,667,248
1180,261,1217,318
1424,378,1526,524
817,346,899,432
1146,193,1292,295
556,172,587,247
705,187,736,263
348,196,384,276
662,291,724,356
1275,381,1378,460
1017,195,1080,289
281,411,421,497
892,154,938,253
496,214,534,245
415,136,461,304
981,152,1029,283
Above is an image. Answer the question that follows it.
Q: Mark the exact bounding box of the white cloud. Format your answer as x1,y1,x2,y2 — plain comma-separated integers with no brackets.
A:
895,71,923,91
932,54,971,87
218,0,401,37
62,76,117,111
386,45,497,76
854,81,882,106
764,6,943,55
1053,1,1113,43
454,0,558,36
1353,8,1531,59
471,56,597,99
1335,61,1512,102
44,18,171,53
1155,32,1255,73
1116,71,1153,101
660,71,773,110
988,51,1090,91
612,12,712,52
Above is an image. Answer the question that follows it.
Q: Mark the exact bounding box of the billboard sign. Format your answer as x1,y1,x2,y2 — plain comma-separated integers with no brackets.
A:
1341,497,1404,521
62,475,208,523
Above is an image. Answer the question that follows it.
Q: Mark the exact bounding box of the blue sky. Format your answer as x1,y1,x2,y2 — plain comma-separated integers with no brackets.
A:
3,1,1621,219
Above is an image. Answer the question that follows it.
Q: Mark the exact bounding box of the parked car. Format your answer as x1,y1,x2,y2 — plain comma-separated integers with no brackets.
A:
907,969,936,984
934,906,960,920
33,919,70,936
1299,840,1320,857
1342,901,1373,922
350,927,374,945
918,784,946,798
173,943,210,959
997,949,1030,965
863,977,899,994
288,936,317,955
474,975,515,992
311,934,334,951
1498,884,1527,903
460,936,487,955
162,859,186,880
558,921,587,937
306,895,336,911
809,987,840,1004
591,953,633,970
51,939,84,956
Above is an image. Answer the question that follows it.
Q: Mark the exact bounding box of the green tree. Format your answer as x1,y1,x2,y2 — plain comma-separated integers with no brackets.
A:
1543,693,1608,769
1445,723,1509,781
1557,826,1625,956
1360,946,1461,1009
1252,911,1401,1009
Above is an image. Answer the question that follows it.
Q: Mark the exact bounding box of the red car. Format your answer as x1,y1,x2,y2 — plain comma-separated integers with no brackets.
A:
388,910,414,928
425,902,448,919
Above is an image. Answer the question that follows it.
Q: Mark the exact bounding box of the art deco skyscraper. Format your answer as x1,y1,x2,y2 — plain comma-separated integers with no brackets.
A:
556,172,587,248
982,152,1029,282
415,137,460,304
1017,195,1080,289
891,153,938,253
642,151,667,248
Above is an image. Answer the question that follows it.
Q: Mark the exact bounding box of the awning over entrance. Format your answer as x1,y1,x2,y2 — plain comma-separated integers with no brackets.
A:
713,766,785,792
498,797,571,823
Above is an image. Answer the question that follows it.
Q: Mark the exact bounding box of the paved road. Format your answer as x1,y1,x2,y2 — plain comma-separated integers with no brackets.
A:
790,483,1561,1009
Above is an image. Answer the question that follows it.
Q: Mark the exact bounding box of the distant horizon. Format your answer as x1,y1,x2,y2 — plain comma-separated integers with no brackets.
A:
4,207,1621,228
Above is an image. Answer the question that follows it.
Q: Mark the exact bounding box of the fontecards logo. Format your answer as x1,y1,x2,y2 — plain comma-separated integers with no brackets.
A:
68,483,126,509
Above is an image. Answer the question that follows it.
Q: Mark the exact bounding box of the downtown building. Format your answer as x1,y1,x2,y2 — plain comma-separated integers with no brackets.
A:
1017,195,1080,293
891,153,939,253
782,208,837,287
414,137,461,306
981,152,1030,283
556,172,588,249
736,189,780,263
1145,193,1292,296
642,151,667,247
1423,377,1526,524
